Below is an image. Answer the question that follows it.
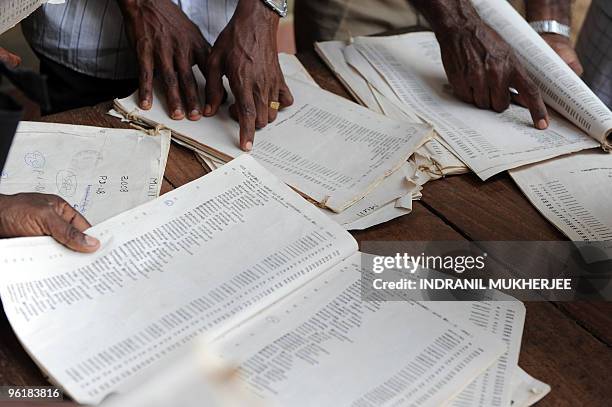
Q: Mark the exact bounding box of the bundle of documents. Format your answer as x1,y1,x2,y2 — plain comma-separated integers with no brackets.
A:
112,54,433,229
0,121,170,224
0,0,64,35
316,0,612,181
315,40,470,182
0,155,548,406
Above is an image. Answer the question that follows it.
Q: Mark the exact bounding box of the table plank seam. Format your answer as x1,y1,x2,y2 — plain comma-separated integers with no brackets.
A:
551,303,612,348
163,176,177,189
419,200,474,241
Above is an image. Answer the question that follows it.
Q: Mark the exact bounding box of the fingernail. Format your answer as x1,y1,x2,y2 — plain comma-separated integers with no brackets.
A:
245,141,253,151
537,119,548,130
85,235,100,247
172,109,184,119
204,104,212,116
141,100,151,109
189,109,201,119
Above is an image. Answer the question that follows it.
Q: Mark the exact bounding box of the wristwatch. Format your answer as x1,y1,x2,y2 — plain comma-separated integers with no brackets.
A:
529,20,571,39
261,0,288,17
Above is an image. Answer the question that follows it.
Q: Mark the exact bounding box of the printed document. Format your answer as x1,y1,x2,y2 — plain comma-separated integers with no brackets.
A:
0,121,170,224
0,155,504,406
353,33,598,179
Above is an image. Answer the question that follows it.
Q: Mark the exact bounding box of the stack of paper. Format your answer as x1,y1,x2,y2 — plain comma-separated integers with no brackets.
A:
112,54,433,229
0,121,171,224
318,33,600,180
315,39,470,182
0,155,543,406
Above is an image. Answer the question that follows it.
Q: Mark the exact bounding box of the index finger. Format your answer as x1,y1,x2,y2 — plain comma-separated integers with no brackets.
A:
233,87,257,151
136,39,154,110
512,68,549,129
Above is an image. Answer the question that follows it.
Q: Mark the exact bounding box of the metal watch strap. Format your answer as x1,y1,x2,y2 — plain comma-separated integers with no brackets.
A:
261,0,288,17
529,20,571,38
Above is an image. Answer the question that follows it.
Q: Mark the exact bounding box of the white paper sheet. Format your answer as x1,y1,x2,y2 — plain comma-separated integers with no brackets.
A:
212,253,506,407
0,155,357,404
0,121,170,224
510,149,612,262
353,32,599,179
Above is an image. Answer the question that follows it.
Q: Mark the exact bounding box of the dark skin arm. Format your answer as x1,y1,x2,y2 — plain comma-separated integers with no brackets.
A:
0,193,100,253
411,0,549,129
204,0,294,151
526,0,583,75
117,0,210,121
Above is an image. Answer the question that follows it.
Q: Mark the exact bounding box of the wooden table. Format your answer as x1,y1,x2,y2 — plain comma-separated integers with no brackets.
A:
1,52,611,406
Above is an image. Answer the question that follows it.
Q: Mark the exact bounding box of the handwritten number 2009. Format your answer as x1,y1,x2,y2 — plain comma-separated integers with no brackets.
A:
120,176,129,193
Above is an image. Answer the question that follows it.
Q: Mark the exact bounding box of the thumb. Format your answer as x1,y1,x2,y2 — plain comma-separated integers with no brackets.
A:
45,214,100,253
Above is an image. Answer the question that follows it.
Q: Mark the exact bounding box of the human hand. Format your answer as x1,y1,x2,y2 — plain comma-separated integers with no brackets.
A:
118,0,210,120
0,193,100,253
204,0,294,151
411,0,549,129
436,19,549,129
541,33,583,76
0,47,21,68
